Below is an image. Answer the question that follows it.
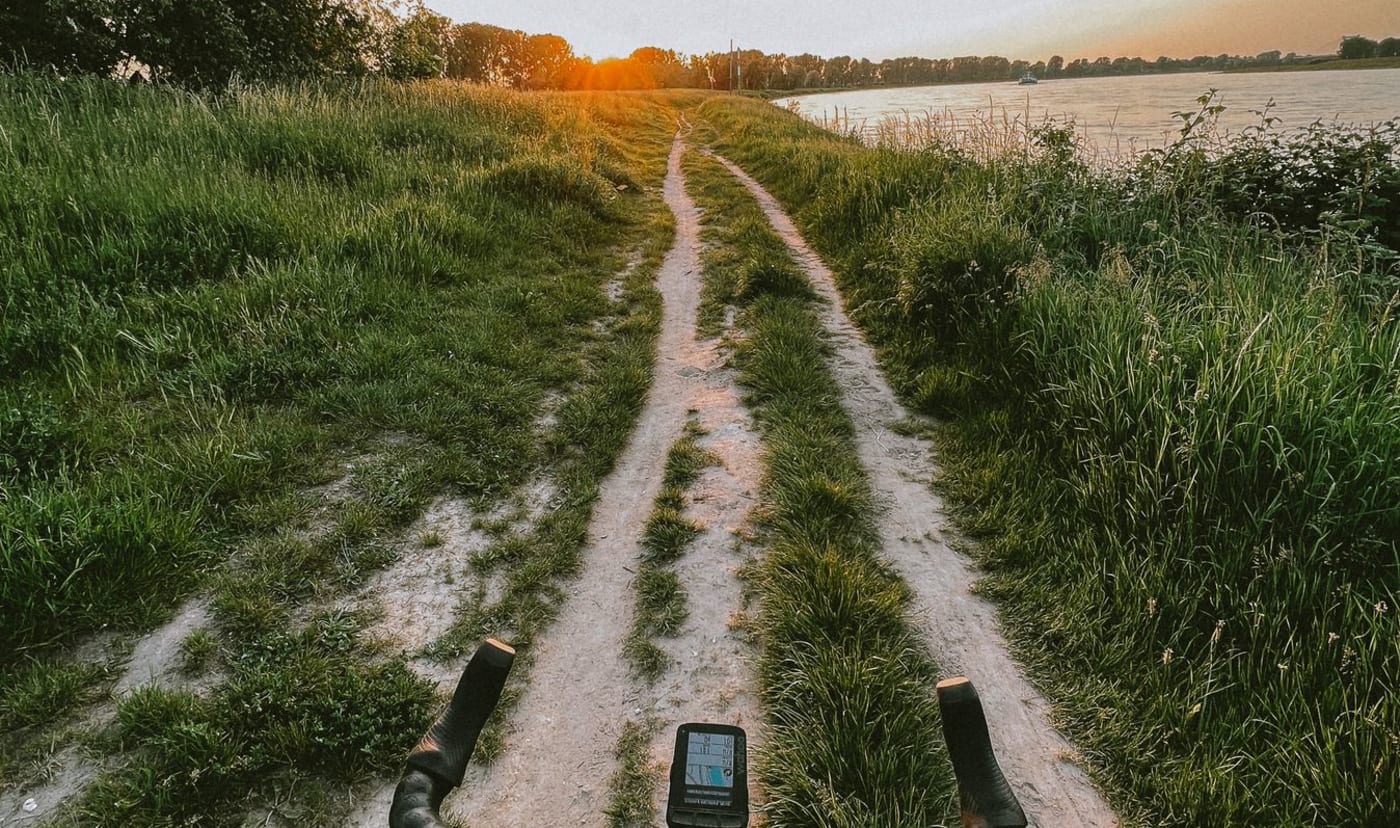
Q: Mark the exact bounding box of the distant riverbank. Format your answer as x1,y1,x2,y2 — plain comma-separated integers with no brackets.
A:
1225,55,1400,73
777,67,1400,156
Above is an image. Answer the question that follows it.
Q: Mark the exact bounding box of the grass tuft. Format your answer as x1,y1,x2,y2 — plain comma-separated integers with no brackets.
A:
604,718,662,828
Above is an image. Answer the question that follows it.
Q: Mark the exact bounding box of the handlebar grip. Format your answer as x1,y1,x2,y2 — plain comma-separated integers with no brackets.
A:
936,677,1028,828
389,639,515,828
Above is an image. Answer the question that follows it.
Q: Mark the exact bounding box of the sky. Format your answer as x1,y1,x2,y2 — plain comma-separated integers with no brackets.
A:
430,0,1399,62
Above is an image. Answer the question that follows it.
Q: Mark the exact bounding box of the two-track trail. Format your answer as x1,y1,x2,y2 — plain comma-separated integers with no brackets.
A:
708,153,1119,828
435,134,764,827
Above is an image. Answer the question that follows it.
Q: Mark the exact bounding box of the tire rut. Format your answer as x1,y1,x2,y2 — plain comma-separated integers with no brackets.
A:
708,152,1119,828
438,134,763,828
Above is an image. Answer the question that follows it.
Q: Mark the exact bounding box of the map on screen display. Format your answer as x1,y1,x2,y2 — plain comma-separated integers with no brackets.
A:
684,732,735,788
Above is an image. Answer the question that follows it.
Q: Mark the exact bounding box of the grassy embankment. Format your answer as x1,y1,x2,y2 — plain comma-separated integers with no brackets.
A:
0,77,688,823
683,149,960,826
1226,56,1400,73
695,97,1399,826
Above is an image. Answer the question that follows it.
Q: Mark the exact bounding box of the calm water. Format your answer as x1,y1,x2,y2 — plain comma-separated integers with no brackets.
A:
776,69,1400,154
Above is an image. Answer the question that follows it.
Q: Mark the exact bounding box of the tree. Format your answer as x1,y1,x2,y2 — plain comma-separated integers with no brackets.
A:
522,33,571,88
117,0,380,86
443,22,519,84
1,0,123,74
1046,55,1064,76
979,55,1010,80
1378,38,1400,58
1339,35,1378,60
382,7,450,79
630,46,686,88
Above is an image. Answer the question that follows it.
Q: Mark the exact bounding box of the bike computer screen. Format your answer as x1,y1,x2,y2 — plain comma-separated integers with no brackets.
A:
666,723,748,828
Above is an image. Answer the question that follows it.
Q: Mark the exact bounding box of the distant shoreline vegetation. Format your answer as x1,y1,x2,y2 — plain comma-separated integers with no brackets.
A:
1224,55,1400,74
3,3,1395,92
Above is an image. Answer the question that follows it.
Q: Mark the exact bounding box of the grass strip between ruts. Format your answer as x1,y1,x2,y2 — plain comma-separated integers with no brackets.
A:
623,421,719,681
683,148,958,827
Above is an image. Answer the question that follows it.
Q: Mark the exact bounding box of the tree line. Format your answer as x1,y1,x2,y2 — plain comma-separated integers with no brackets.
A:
420,29,1400,91
4,4,1396,91
1,0,452,85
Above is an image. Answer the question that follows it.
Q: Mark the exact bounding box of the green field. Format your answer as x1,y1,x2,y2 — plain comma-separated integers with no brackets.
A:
0,77,685,823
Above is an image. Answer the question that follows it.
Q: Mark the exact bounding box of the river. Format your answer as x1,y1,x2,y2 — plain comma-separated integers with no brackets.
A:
775,68,1400,156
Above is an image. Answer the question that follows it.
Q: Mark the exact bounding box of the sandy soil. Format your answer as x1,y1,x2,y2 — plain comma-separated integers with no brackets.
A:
641,341,766,819
0,597,214,826
0,748,96,826
710,153,1119,828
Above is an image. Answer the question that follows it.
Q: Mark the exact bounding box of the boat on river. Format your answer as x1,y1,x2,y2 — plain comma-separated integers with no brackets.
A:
1018,72,1038,85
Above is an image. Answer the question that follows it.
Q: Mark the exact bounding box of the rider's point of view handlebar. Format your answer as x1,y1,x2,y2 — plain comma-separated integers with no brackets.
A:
937,677,1028,828
389,638,515,828
387,645,1023,828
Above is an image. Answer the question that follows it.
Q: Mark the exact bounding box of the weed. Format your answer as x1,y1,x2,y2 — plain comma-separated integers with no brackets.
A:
604,718,661,828
180,629,221,675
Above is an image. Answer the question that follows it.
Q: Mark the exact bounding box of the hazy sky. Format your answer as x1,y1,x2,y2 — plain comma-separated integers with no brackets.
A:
431,0,1399,62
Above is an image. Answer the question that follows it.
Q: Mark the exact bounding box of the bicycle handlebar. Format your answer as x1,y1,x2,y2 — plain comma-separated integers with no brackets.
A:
387,648,1022,828
936,677,1028,828
389,639,515,828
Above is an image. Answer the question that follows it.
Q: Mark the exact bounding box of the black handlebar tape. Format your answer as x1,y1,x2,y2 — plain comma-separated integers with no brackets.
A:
390,769,452,828
409,638,515,785
389,639,515,828
936,677,1028,828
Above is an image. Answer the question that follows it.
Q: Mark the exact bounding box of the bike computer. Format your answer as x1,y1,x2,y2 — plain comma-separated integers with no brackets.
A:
665,723,748,828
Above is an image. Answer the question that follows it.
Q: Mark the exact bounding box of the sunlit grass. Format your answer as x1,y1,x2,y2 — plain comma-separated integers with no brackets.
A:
697,95,1400,826
0,75,689,823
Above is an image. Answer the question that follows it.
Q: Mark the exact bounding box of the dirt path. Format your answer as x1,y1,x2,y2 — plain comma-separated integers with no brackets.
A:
710,154,1119,828
435,134,762,827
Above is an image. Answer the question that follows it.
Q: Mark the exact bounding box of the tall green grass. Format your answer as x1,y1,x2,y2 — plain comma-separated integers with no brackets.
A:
0,78,693,818
0,78,682,659
697,97,1399,826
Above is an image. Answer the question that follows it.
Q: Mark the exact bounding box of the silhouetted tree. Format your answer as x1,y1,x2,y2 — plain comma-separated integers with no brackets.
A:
442,22,515,83
630,46,688,87
1339,35,1379,60
382,7,450,79
522,33,572,88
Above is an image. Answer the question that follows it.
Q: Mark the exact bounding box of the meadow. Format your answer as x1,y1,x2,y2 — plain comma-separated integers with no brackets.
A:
694,97,1399,825
2,72,1395,827
0,76,685,823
